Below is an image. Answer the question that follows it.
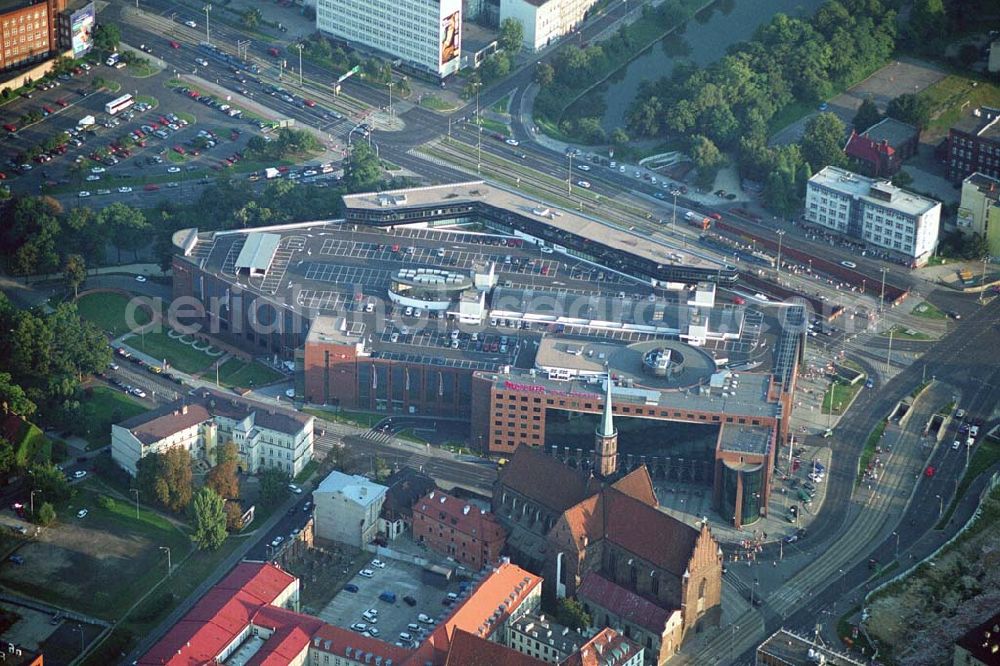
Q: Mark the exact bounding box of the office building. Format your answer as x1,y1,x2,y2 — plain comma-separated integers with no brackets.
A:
111,389,314,477
312,470,388,547
412,489,507,570
315,0,462,78
805,165,941,264
957,172,1000,257
0,0,66,71
947,106,1000,182
499,0,599,51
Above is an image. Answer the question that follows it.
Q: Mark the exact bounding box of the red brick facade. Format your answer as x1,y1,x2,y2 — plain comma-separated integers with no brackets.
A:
0,0,64,72
413,490,507,571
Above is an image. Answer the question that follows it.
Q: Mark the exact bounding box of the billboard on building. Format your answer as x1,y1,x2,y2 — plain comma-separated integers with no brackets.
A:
70,3,96,57
440,9,461,66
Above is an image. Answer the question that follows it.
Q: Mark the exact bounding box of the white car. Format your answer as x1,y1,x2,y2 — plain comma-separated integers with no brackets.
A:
970,425,979,438
73,470,87,479
270,535,284,547
285,388,295,398
359,569,375,578
952,440,961,450
303,169,318,177
78,191,91,197
77,509,88,518
840,260,857,269
184,19,197,27
195,58,209,67
287,483,303,494
85,175,101,181
505,138,519,146
576,180,591,189
118,186,132,193
576,164,591,171
132,387,146,398
91,166,105,173
351,623,368,632
135,275,147,282
540,246,554,254
167,166,181,173
371,559,386,569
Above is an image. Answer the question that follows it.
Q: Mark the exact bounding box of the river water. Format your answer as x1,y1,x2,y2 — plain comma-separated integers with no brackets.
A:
600,0,827,131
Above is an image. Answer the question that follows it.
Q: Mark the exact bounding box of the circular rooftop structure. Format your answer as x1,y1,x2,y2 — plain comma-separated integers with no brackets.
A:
388,268,474,310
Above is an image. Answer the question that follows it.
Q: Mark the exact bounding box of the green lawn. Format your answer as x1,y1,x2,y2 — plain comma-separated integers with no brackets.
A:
821,380,863,415
911,301,946,319
73,387,147,450
294,460,319,484
921,74,1000,134
130,331,219,374
302,407,383,429
883,325,931,341
857,419,887,485
491,93,511,115
475,117,509,135
938,437,1000,528
419,94,457,112
76,292,153,337
215,358,284,389
0,482,189,621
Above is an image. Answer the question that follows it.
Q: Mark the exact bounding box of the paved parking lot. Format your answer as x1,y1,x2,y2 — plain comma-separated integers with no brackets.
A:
315,558,462,648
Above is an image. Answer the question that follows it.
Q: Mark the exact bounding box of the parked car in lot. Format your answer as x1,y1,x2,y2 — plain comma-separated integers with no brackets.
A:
359,569,375,578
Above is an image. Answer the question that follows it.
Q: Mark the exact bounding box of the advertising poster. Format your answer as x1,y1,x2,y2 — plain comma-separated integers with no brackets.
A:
440,10,461,66
70,3,96,57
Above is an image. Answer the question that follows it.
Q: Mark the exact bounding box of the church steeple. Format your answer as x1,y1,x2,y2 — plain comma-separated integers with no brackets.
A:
594,371,618,478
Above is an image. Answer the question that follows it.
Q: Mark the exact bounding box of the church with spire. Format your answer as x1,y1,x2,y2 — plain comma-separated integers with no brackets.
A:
492,372,723,665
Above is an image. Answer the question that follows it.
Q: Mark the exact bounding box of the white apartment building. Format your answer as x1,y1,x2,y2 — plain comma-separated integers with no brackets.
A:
111,390,314,477
313,471,387,547
315,0,462,78
805,166,941,264
500,0,599,52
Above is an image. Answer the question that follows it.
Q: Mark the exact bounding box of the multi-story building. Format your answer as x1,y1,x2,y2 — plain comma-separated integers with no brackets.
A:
315,0,462,79
0,0,66,72
947,106,1000,182
957,172,1000,258
805,165,941,264
499,0,598,51
379,466,438,540
507,615,643,665
844,117,919,178
111,389,314,477
312,470,388,548
413,489,508,570
954,611,1000,666
755,628,866,666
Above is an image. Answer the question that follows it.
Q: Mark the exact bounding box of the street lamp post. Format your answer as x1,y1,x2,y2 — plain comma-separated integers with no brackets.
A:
387,79,393,117
892,530,899,559
159,546,172,577
296,44,304,87
30,489,40,515
775,230,785,282
879,267,887,314
130,488,140,519
567,152,573,195
75,624,84,653
203,4,212,45
936,494,943,518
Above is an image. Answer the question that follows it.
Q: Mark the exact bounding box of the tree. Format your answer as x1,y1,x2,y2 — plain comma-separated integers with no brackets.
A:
610,127,630,146
224,500,245,531
206,441,240,499
886,93,931,130
909,0,945,44
958,43,980,67
345,143,382,191
556,598,591,630
800,112,847,171
162,447,194,512
30,462,71,503
0,373,35,418
499,18,525,54
534,62,554,88
92,23,120,52
241,7,262,30
852,97,882,133
259,467,289,506
0,437,14,475
63,254,86,298
36,501,56,526
191,487,228,551
97,203,150,262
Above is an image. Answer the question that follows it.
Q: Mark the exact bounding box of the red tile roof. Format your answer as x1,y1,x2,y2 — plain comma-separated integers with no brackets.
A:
414,490,507,543
138,563,297,666
444,628,547,666
410,560,542,664
310,623,412,664
499,446,599,513
245,606,323,666
560,628,643,666
845,131,894,168
577,572,672,635
610,467,657,507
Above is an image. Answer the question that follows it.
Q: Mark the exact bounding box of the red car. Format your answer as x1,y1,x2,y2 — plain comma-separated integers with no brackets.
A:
169,40,181,49
56,98,68,107
925,466,935,478
159,115,169,124
3,123,16,132
268,47,281,56
42,105,54,115
173,145,185,155
144,183,159,191
732,296,746,305
709,212,722,221
304,99,316,107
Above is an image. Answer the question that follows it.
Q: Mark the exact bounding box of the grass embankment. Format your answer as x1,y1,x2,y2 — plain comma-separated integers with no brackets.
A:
130,331,220,374
821,380,863,415
74,387,147,450
937,436,1000,528
214,357,284,388
76,292,154,337
911,301,946,319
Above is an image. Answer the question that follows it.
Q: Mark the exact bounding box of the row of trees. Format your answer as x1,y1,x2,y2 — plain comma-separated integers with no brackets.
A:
462,18,525,96
245,127,321,161
0,197,151,277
